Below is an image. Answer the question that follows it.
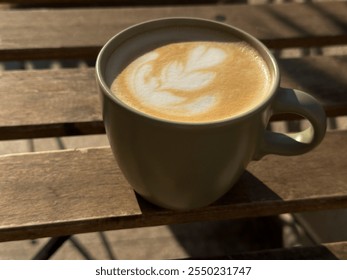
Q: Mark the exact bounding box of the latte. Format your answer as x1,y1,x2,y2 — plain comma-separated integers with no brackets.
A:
111,41,271,123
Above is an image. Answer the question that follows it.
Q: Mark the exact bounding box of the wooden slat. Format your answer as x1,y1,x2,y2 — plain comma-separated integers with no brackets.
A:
0,147,141,242
0,131,346,242
0,2,346,60
0,68,105,140
1,55,347,140
0,0,226,5
279,55,347,118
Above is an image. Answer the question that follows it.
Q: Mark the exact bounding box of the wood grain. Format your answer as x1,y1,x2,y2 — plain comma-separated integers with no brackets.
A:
0,68,104,139
0,0,224,5
0,131,346,241
0,2,346,60
1,55,347,140
279,55,347,117
0,147,141,241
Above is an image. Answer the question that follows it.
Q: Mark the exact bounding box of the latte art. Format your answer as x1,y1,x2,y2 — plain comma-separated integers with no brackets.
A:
111,41,271,122
129,45,225,115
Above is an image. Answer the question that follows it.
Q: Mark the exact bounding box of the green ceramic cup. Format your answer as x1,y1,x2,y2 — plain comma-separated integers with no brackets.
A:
96,18,326,210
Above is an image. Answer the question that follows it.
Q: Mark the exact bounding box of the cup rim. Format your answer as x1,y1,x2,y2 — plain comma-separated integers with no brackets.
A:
96,17,280,127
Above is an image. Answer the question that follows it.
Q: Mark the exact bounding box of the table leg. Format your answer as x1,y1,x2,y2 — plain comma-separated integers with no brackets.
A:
32,235,70,260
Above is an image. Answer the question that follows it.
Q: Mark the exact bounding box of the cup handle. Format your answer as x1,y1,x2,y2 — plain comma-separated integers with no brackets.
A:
255,87,327,159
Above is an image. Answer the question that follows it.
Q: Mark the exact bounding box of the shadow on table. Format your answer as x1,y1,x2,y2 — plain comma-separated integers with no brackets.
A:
167,171,284,258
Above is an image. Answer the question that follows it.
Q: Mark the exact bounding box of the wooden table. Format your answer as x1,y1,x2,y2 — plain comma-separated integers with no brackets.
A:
0,0,347,259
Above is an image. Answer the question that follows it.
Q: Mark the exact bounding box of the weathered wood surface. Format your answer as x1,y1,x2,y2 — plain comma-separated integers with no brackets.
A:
1,55,346,140
0,131,346,242
0,147,141,242
0,68,104,140
0,2,346,60
279,55,347,118
0,0,226,5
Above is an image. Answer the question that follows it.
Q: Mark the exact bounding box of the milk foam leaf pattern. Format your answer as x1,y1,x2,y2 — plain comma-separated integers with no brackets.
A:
159,46,226,91
125,44,230,117
112,41,275,121
160,61,215,91
132,55,185,107
186,45,227,72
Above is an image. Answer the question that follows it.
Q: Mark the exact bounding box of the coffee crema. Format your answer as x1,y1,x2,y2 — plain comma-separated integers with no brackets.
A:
111,41,271,123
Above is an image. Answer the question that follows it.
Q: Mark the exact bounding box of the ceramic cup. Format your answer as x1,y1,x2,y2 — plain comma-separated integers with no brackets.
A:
96,18,326,210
